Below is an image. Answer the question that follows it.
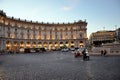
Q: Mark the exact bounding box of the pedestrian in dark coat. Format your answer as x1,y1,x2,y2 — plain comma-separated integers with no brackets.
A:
86,49,89,60
101,50,104,56
82,48,87,60
103,50,107,56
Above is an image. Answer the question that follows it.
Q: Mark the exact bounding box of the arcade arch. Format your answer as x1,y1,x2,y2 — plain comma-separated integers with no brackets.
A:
71,41,75,48
13,42,18,51
43,42,48,49
26,42,30,48
49,42,53,50
32,42,36,48
79,41,84,47
6,41,11,51
20,42,24,48
38,42,42,48
55,42,58,49
65,42,69,48
60,42,64,48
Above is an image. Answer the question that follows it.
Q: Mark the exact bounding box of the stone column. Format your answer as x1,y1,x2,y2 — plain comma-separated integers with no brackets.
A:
1,20,5,38
17,41,20,51
30,42,32,48
42,42,44,48
58,41,60,49
1,40,6,51
11,41,13,51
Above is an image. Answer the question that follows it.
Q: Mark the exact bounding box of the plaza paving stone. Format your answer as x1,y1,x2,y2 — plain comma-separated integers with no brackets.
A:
0,51,120,80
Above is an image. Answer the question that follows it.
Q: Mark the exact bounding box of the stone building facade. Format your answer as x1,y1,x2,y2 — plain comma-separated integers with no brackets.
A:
89,30,115,46
0,10,88,52
115,28,120,42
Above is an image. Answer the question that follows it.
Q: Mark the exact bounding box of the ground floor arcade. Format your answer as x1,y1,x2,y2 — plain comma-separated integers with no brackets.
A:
0,38,88,52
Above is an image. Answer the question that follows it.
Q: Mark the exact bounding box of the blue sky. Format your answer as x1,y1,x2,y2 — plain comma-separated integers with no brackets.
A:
0,0,120,38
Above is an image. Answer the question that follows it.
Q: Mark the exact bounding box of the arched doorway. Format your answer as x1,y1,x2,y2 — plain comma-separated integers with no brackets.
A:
20,42,24,53
60,42,64,48
79,41,84,47
32,42,36,48
6,41,11,51
13,42,18,52
20,42,24,48
26,42,30,48
71,41,75,48
43,42,48,49
49,42,53,50
55,42,58,49
38,42,42,48
65,42,69,48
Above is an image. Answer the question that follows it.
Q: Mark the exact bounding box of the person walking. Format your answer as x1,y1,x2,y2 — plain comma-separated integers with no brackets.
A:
82,48,86,60
103,50,107,56
86,49,89,60
82,48,89,61
101,50,104,56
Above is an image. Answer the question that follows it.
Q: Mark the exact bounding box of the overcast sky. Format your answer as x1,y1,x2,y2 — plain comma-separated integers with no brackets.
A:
0,0,120,38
